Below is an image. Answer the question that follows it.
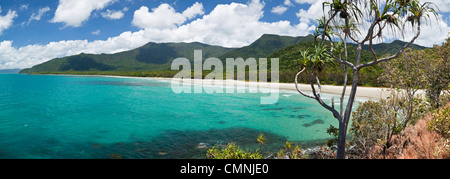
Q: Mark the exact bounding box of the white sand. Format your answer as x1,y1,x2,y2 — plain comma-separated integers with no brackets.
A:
73,74,427,100
141,77,398,100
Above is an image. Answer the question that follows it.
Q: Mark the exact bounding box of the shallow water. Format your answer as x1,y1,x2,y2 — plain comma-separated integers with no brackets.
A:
0,74,358,158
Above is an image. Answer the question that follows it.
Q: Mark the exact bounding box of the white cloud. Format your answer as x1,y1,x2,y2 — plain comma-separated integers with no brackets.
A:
0,0,318,69
296,1,326,24
182,2,205,19
140,0,313,47
271,5,288,15
27,7,50,25
0,30,151,69
132,2,204,30
399,14,450,47
20,4,29,10
101,9,125,20
51,0,116,27
293,0,317,4
284,0,294,7
0,8,17,35
91,30,101,35
424,0,450,13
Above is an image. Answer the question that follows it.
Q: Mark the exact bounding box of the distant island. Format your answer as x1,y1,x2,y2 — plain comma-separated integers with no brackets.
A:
0,68,22,74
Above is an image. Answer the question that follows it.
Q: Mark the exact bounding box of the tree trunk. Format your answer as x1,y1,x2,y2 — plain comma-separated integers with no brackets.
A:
336,68,360,159
336,121,347,159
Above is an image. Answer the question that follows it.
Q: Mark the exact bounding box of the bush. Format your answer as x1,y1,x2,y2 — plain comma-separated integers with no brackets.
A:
206,143,263,159
276,141,306,159
427,105,450,139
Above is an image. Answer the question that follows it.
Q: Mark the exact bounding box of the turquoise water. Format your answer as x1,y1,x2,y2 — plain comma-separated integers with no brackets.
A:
0,74,351,159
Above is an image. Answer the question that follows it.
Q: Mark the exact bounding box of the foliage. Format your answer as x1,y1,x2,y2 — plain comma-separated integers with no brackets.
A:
276,141,306,159
326,125,339,147
206,143,264,159
423,37,450,109
256,133,267,152
427,107,450,139
350,100,386,158
350,91,430,158
368,103,450,159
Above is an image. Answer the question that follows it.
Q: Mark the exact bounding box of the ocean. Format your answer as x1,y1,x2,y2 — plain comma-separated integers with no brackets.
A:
0,74,352,159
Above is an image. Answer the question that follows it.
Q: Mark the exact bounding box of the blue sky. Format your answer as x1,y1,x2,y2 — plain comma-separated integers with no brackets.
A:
1,0,304,47
0,0,449,69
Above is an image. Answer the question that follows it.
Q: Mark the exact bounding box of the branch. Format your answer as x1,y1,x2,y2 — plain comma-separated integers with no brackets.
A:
368,33,378,61
368,22,387,61
309,69,342,121
371,22,386,40
361,18,381,44
358,21,422,69
344,11,359,44
294,67,342,122
295,67,315,99
348,33,360,43
327,50,356,69
321,12,339,46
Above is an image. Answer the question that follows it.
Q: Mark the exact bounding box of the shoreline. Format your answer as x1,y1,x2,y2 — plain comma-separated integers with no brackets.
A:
31,73,425,100
78,74,396,100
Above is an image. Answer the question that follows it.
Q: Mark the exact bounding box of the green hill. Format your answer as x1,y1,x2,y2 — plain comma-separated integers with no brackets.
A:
361,40,427,55
20,42,234,74
21,34,315,74
218,34,315,60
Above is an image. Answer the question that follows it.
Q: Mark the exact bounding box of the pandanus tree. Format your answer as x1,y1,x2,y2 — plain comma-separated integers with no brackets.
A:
295,0,438,159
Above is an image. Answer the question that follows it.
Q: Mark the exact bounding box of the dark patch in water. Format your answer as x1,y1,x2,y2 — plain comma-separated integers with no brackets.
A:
298,115,311,118
287,114,311,119
98,130,109,134
302,119,325,127
262,108,284,111
90,128,289,159
218,121,226,124
0,128,329,159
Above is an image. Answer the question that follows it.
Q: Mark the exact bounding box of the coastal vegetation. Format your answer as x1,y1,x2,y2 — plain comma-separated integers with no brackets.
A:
293,0,440,159
207,37,449,159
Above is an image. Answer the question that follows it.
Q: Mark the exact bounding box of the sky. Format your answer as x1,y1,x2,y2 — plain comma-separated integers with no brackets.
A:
0,0,449,70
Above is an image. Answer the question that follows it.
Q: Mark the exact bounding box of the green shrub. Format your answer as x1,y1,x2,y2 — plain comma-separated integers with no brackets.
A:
428,107,450,138
206,143,263,159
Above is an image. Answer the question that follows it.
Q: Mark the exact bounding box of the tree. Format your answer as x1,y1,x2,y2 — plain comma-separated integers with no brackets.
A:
379,49,428,128
257,133,267,152
294,0,438,159
424,37,450,109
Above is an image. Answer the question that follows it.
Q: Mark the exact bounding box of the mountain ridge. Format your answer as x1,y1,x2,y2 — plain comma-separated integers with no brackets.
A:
20,34,427,74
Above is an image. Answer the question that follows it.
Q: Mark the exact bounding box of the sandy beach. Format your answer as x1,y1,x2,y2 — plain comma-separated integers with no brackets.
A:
69,74,431,100
175,78,393,100
100,75,401,100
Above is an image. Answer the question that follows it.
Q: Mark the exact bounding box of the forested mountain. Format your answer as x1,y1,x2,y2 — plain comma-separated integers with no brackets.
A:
20,34,315,74
218,34,315,60
20,33,427,86
20,42,234,73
